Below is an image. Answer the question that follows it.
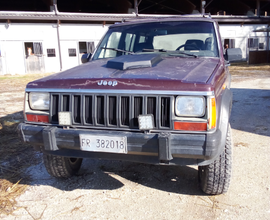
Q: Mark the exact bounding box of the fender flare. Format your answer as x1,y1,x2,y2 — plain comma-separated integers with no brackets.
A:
199,88,232,166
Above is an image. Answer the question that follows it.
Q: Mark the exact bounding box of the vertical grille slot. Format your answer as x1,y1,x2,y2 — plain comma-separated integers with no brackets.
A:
85,96,93,124
108,96,117,125
121,97,130,126
133,97,143,127
62,95,70,111
51,94,59,123
73,95,81,123
147,97,157,127
96,96,105,125
161,97,170,128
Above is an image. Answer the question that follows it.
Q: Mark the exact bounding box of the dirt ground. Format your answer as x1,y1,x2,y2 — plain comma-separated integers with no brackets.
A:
0,66,269,220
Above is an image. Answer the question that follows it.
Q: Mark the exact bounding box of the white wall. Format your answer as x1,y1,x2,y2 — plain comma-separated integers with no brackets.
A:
0,21,268,75
58,24,108,70
0,22,108,75
219,24,268,59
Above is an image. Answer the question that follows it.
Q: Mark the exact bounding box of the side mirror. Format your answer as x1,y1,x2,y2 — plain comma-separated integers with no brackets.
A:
225,48,242,62
81,53,92,63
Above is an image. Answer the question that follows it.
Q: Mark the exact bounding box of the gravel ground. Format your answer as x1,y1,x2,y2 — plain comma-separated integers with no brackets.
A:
0,68,269,220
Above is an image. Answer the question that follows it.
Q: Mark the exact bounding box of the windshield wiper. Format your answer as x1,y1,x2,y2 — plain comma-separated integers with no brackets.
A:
140,48,168,52
169,52,198,58
101,47,134,54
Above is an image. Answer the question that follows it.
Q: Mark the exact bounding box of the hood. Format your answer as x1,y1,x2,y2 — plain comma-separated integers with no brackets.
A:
27,54,220,91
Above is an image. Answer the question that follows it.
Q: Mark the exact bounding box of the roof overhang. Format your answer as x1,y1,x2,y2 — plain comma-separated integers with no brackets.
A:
212,15,270,24
253,27,270,32
0,11,270,24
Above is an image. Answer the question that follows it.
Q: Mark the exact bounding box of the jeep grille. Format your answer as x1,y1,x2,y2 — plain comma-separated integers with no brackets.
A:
50,93,172,130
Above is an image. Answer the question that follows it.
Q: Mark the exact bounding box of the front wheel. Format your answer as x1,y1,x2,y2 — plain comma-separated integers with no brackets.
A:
198,124,232,195
43,154,83,178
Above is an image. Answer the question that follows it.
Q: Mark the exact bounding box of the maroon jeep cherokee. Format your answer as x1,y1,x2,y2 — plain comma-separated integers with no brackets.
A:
19,16,235,195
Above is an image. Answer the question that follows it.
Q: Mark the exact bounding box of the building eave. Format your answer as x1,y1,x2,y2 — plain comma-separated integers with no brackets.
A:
212,15,270,24
0,11,270,24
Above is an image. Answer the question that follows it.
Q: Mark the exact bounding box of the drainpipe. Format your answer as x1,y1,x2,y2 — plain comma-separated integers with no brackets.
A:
267,24,269,63
56,20,62,71
54,3,62,71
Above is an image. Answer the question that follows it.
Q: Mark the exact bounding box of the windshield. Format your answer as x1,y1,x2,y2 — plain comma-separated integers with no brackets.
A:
92,21,219,60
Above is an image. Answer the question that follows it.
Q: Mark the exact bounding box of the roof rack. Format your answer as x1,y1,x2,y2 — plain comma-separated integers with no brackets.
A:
118,13,212,24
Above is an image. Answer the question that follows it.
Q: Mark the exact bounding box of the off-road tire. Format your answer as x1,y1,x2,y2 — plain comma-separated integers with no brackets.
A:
43,154,83,178
198,124,232,195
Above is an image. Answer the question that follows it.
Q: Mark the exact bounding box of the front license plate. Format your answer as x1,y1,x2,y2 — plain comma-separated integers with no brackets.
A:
79,134,127,154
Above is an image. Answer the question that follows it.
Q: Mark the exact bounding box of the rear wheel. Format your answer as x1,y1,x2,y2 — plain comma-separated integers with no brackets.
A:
198,124,232,195
43,154,83,178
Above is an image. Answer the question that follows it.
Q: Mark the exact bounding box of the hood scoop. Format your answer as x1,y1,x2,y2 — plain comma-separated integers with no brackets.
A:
106,54,162,70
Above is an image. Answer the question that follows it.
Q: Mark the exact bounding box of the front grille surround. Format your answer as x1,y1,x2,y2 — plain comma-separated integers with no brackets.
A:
50,93,173,130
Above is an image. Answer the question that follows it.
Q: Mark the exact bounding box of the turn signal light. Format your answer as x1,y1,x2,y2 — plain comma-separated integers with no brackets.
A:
208,97,217,129
174,121,207,131
26,114,49,123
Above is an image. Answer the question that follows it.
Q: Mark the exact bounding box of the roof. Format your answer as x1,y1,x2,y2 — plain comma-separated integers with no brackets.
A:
253,27,270,32
0,11,269,24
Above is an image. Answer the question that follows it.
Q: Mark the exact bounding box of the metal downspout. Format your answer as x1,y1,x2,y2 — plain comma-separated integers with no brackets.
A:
267,24,269,63
56,20,62,71
54,4,62,71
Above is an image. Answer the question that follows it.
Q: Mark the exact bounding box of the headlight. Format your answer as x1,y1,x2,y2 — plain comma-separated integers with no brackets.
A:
175,96,205,117
29,92,50,110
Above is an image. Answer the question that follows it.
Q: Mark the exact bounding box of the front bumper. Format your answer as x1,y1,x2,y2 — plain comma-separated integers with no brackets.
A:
18,123,222,166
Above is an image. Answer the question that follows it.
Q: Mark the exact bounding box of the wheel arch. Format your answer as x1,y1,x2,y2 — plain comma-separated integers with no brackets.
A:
199,87,232,166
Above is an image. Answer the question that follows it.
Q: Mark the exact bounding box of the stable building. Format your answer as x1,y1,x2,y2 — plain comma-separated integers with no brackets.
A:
0,0,269,75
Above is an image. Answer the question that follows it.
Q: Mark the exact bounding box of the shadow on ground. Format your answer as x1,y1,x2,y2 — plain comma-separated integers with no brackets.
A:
1,87,269,203
26,158,202,195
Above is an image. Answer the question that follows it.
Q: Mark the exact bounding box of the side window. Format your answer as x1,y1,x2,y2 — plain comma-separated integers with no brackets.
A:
125,33,135,52
139,36,146,43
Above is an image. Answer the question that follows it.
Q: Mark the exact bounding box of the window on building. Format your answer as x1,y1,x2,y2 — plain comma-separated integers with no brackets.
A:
24,42,43,57
87,42,95,54
224,39,235,49
79,42,95,54
79,42,87,54
248,38,259,49
47,48,56,57
259,43,264,50
68,48,77,57
79,42,95,64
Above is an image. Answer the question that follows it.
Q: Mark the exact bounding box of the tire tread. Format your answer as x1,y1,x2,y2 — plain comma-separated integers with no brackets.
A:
43,154,82,178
